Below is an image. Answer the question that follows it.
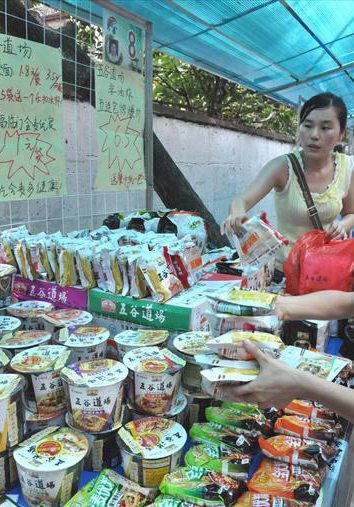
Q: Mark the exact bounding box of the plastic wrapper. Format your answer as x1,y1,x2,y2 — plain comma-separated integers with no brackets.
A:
75,245,96,290
184,444,251,479
274,415,341,443
0,225,29,267
189,423,259,453
220,401,263,416
56,239,80,286
14,239,35,280
206,330,283,359
248,458,324,503
205,407,272,437
200,363,259,400
100,246,123,294
139,250,183,303
259,434,337,470
159,211,207,252
159,466,247,507
208,289,277,317
128,252,149,298
103,212,124,230
63,468,156,507
284,400,336,421
234,492,315,507
205,312,279,338
46,235,61,282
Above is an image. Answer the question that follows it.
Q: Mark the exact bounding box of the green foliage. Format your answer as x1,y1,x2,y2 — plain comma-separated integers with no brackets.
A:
153,51,296,137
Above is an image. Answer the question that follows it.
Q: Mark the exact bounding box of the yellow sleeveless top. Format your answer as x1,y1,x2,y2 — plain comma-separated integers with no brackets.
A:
274,149,353,269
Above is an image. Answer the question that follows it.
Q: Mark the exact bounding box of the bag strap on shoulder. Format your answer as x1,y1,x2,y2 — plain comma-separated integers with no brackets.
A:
287,152,323,231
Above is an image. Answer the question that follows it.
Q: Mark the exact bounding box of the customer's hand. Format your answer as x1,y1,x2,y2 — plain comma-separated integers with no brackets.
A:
219,340,302,409
220,212,248,236
326,220,347,241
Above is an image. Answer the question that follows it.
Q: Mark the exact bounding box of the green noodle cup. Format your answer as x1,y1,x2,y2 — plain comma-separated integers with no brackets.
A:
14,427,88,507
10,345,71,417
0,330,52,355
0,374,26,450
117,417,187,488
60,359,128,433
54,325,109,363
6,300,54,330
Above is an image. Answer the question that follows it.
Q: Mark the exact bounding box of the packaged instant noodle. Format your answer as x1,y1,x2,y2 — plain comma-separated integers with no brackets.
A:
63,468,156,507
220,401,263,416
208,289,277,317
14,239,36,280
189,423,259,453
234,492,314,507
56,240,80,286
75,245,96,290
284,400,336,421
205,312,279,338
248,458,323,503
159,466,247,507
258,434,336,470
274,415,341,443
206,330,283,360
139,250,183,303
200,363,259,399
184,444,251,479
205,407,272,437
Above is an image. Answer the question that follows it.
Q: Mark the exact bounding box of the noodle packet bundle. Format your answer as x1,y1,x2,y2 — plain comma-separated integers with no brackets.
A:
159,466,247,507
162,240,195,288
205,312,279,338
75,244,97,290
234,492,315,507
0,225,29,266
184,444,251,479
46,233,62,282
116,245,149,296
158,211,207,253
248,458,324,503
56,238,83,286
29,236,55,281
200,363,259,400
233,212,288,269
284,400,336,422
258,435,337,470
98,244,124,294
206,330,283,360
63,468,156,507
14,237,36,280
189,423,259,453
274,415,341,443
220,401,263,416
205,407,272,437
208,289,277,317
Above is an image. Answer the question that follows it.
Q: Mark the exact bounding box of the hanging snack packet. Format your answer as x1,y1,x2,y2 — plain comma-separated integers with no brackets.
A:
205,407,272,437
206,330,283,360
274,415,341,443
159,466,247,507
258,434,336,470
189,423,259,453
248,458,323,503
234,492,315,507
208,289,277,317
139,250,183,303
184,444,251,479
284,400,336,421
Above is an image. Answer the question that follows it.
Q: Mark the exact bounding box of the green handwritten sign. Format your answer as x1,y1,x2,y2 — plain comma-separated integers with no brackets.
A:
0,34,66,200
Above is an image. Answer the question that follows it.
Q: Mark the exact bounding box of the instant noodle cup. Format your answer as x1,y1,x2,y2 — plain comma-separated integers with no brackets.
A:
0,374,26,450
114,329,169,361
10,345,71,416
206,330,284,359
129,392,188,425
41,309,93,343
0,330,51,354
14,427,88,507
25,410,66,435
0,350,11,373
0,316,21,338
65,413,121,472
123,347,186,416
171,332,213,392
60,359,128,433
117,417,187,487
54,325,109,362
0,264,16,309
0,448,19,493
6,300,54,330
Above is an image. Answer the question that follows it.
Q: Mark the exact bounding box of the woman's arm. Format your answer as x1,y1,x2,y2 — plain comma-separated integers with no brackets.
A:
276,291,354,321
221,340,354,423
327,170,354,239
220,156,288,235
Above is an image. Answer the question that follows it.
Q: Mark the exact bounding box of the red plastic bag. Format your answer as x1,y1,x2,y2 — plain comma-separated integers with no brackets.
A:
284,230,354,295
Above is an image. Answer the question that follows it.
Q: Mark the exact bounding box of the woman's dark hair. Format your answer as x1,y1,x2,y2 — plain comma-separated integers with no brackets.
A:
300,93,347,132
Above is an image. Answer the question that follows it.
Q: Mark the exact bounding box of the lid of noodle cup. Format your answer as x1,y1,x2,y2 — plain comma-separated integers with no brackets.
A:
114,329,168,348
0,316,21,334
0,374,26,399
13,427,88,471
42,309,93,328
0,330,51,349
57,326,109,348
173,332,213,356
117,417,187,459
0,264,16,276
60,359,128,387
123,347,186,374
6,300,54,318
26,410,64,423
0,349,11,368
11,345,71,374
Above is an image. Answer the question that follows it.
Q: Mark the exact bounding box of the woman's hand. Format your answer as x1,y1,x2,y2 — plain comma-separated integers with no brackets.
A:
325,220,347,240
219,340,303,409
220,212,248,236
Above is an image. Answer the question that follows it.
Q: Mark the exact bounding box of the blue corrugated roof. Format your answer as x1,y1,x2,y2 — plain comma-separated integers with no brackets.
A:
47,0,354,113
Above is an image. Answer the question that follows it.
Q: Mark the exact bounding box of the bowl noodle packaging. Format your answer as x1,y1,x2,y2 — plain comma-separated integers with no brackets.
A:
13,427,88,507
0,374,26,451
123,346,186,416
6,301,54,330
128,391,188,425
0,448,19,494
54,325,109,363
0,350,12,374
113,329,169,361
0,330,52,355
0,316,21,338
25,410,66,436
10,345,71,416
41,309,93,341
60,358,128,433
0,265,17,309
117,417,187,488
